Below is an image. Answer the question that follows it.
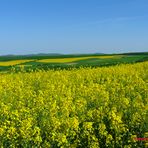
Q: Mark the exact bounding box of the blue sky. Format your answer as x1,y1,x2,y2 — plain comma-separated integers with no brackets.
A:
0,0,148,55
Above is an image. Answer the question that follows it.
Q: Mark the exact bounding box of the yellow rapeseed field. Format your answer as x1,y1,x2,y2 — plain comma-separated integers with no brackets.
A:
0,59,34,66
0,62,147,147
37,55,121,63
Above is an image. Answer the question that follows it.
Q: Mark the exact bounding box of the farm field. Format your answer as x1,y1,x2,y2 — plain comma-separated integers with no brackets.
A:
0,52,148,72
0,61,147,147
1,0,148,147
37,55,118,63
0,60,34,66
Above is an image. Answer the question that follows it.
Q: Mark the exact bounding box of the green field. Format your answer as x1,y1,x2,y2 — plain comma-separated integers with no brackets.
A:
0,52,148,72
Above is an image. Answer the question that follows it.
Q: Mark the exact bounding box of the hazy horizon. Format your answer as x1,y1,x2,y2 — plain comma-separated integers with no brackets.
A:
0,0,148,55
1,50,148,57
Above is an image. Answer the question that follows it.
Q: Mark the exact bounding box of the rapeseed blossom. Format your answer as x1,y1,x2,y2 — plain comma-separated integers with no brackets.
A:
0,62,147,147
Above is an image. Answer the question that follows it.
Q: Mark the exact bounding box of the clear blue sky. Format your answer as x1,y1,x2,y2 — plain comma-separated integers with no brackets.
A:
0,0,148,55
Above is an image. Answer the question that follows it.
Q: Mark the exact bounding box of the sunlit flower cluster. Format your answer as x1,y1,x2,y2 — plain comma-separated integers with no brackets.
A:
0,62,147,147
